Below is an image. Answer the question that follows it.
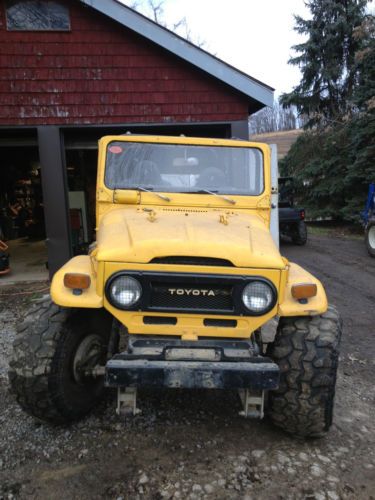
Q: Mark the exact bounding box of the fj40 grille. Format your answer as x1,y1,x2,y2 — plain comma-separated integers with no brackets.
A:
150,282,233,312
105,272,277,316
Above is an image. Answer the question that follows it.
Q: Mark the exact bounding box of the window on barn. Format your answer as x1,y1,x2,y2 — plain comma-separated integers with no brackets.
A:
5,0,70,31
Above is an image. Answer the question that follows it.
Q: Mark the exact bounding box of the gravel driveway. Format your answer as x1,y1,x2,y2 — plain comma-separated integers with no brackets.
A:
0,233,374,500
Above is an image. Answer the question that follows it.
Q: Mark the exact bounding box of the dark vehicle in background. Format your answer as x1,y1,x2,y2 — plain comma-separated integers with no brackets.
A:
278,177,307,245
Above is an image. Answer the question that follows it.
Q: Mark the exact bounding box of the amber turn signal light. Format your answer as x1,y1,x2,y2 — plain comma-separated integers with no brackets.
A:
64,273,91,290
291,283,317,300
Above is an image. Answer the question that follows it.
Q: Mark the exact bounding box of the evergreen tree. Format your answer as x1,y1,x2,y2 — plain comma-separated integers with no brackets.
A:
343,14,375,218
281,0,368,127
352,14,375,109
280,1,374,221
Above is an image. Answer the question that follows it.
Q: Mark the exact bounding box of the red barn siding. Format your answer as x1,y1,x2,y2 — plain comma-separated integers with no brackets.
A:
0,0,249,126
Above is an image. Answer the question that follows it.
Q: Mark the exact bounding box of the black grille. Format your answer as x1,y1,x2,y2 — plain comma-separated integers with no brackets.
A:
150,256,234,266
150,282,233,312
105,271,277,316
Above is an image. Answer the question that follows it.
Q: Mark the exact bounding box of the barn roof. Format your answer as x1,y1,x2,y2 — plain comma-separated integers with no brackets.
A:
79,0,274,111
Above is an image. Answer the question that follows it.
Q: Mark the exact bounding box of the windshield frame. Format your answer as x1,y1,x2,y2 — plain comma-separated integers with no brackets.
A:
97,135,271,209
103,140,265,198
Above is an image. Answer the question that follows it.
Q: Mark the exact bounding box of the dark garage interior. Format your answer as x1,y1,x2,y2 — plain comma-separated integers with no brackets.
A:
0,130,47,282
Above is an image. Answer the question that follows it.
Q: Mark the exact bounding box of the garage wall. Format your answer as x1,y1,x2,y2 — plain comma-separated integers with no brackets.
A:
0,0,249,126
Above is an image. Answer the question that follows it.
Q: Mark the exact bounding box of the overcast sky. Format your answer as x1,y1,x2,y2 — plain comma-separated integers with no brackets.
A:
163,0,313,96
121,0,375,99
121,0,311,97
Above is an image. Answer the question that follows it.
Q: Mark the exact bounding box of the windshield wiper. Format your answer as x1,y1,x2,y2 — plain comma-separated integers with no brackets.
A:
135,186,171,202
193,189,236,205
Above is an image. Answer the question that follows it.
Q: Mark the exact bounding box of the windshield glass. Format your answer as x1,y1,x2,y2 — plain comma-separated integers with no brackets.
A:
105,141,264,196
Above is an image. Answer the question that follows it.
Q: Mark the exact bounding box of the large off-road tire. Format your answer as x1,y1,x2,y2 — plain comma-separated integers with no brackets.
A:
365,220,375,257
267,306,342,438
292,220,307,245
9,298,112,424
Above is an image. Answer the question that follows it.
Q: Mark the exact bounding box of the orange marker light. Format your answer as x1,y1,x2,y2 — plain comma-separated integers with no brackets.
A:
291,283,317,300
64,273,91,290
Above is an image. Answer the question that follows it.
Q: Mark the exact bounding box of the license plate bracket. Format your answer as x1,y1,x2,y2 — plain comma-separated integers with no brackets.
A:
164,347,221,361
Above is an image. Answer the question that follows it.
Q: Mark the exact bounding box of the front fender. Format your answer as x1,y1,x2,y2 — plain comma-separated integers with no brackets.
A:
278,262,328,317
51,256,103,308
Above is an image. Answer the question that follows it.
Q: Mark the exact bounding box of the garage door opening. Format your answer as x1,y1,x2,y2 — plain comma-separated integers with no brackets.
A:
0,133,48,283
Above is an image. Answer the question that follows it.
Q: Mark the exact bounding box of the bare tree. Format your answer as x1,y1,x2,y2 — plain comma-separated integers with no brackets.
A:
145,0,165,24
249,101,298,134
128,0,207,48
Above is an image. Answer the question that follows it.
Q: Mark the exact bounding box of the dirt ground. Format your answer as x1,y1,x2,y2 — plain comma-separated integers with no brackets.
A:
0,233,374,500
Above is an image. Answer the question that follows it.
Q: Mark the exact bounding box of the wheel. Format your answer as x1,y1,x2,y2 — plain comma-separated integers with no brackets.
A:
365,220,375,257
9,298,113,424
266,305,342,438
292,221,307,245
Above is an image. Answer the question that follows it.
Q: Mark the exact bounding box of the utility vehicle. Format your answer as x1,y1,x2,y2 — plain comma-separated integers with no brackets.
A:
278,176,307,245
9,135,342,437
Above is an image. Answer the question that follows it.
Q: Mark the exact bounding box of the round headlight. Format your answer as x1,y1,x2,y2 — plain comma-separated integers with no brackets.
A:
242,281,274,313
109,276,142,308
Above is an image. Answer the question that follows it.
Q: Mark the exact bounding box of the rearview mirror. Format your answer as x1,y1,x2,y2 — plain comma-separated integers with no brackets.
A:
173,157,199,167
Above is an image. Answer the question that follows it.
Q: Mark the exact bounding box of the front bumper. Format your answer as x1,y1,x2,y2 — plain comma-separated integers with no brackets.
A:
105,336,280,390
106,358,279,390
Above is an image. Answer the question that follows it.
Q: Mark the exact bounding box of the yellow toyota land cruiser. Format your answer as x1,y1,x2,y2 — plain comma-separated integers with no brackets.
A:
9,135,342,437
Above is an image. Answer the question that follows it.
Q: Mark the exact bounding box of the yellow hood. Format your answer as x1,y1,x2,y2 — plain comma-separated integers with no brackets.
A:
96,207,285,269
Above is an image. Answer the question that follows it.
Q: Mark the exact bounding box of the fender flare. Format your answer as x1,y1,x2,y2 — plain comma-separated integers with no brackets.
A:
278,262,328,317
51,256,103,308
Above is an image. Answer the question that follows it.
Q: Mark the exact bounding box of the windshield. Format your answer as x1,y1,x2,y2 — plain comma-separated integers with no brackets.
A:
105,141,264,196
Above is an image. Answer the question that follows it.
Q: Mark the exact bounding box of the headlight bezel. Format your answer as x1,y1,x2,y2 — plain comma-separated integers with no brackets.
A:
241,279,276,315
106,274,143,309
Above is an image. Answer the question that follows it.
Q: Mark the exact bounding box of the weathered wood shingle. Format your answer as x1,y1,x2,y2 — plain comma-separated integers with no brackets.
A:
0,0,251,125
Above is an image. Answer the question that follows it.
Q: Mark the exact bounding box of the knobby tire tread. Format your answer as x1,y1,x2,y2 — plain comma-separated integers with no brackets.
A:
267,306,342,438
9,298,111,424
